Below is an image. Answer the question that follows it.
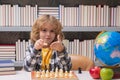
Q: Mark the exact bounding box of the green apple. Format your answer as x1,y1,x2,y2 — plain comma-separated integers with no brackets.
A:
100,68,114,80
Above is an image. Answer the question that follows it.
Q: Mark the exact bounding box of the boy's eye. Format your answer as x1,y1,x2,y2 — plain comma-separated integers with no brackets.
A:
41,29,55,33
50,30,54,32
42,29,47,32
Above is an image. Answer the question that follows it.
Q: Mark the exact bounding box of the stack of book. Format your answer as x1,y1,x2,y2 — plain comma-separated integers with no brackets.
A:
0,59,16,75
0,44,16,61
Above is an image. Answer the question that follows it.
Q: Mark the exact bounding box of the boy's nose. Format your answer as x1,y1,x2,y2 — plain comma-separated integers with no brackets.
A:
46,31,51,35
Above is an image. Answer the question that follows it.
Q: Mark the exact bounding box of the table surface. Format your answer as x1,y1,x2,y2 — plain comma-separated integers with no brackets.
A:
0,70,119,80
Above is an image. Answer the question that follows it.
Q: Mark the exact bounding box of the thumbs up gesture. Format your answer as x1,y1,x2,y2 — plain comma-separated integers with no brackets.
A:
50,35,64,52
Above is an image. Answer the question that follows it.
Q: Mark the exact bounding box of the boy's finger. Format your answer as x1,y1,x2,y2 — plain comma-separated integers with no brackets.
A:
57,35,62,42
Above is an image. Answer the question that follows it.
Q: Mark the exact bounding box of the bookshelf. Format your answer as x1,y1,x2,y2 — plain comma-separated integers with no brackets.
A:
0,0,120,67
1,27,120,32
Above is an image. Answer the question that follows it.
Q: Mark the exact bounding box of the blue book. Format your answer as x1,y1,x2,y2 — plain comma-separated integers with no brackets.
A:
0,60,14,67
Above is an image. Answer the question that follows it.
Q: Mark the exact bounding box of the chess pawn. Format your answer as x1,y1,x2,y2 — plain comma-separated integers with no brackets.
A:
41,70,45,78
55,72,59,78
68,71,73,78
36,71,41,78
45,70,50,78
42,70,45,75
64,71,68,78
55,67,58,73
59,69,63,73
35,64,40,71
59,69,64,78
50,71,54,78
49,64,52,71
54,68,59,78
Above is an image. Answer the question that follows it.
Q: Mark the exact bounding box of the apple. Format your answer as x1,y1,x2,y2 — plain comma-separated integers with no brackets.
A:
89,66,101,79
100,68,114,80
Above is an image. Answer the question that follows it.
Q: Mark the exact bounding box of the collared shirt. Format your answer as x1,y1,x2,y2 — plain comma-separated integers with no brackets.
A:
24,44,72,72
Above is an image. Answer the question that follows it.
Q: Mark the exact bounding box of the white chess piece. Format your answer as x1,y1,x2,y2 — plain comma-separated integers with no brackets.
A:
36,71,40,78
50,71,54,78
45,70,50,78
64,71,68,78
41,70,45,78
69,71,73,78
55,68,59,78
59,69,64,78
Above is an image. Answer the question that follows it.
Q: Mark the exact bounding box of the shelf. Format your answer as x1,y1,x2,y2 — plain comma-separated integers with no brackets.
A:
0,26,31,32
63,27,120,32
0,26,120,32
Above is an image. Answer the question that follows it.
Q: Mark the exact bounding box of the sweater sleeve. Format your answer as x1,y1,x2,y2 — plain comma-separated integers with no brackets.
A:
58,46,72,71
23,44,41,71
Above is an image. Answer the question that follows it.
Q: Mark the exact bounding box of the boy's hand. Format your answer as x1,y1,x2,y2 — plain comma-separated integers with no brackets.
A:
34,39,48,50
50,35,64,52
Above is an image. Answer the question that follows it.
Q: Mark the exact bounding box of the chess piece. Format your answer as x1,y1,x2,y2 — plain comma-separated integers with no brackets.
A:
43,42,48,46
50,71,54,78
55,72,58,78
36,71,40,78
41,70,45,78
64,71,68,78
59,69,64,78
45,70,50,78
55,67,58,72
55,67,59,78
35,64,40,71
69,71,73,78
49,64,52,71
78,67,82,74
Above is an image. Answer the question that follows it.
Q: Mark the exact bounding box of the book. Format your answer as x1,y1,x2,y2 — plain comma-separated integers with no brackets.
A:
0,67,15,71
0,70,16,75
0,60,14,67
0,44,15,50
0,48,15,52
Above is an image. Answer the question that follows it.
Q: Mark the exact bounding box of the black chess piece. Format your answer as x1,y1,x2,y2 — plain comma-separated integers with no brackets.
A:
35,64,40,71
78,67,82,74
54,64,57,72
49,64,52,71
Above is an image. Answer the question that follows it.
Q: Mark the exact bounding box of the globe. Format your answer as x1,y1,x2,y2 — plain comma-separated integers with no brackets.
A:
94,31,120,66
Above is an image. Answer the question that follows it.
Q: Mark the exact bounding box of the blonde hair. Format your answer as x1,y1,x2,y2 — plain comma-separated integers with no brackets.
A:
30,15,64,44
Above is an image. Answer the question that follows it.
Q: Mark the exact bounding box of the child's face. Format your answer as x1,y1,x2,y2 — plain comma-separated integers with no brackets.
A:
39,23,56,45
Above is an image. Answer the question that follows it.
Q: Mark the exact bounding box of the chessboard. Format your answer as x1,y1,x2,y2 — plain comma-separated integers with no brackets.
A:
31,69,78,80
